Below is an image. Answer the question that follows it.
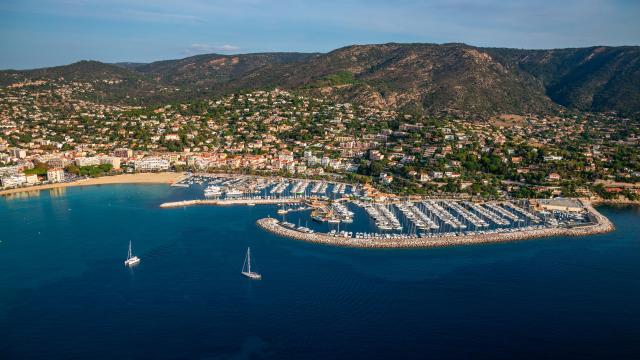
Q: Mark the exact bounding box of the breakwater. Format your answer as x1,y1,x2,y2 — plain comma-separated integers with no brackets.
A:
160,198,304,208
256,205,615,249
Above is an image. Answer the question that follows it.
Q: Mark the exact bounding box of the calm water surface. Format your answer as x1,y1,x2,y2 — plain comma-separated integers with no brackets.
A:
1,185,639,359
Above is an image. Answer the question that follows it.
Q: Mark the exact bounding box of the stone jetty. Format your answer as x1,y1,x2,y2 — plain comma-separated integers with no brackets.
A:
160,198,303,208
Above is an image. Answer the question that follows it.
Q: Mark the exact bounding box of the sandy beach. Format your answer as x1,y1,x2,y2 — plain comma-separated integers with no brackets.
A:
0,172,185,196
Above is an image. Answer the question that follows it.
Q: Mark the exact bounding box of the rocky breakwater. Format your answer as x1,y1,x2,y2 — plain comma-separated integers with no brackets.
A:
160,198,303,208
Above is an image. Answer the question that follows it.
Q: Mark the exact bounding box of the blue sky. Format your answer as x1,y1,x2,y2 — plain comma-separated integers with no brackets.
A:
1,0,639,69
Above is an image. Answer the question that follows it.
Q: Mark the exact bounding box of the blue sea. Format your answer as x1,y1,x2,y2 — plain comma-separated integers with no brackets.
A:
1,184,639,359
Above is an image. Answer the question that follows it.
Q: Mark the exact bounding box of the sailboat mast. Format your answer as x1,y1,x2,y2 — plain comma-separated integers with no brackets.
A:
128,241,132,259
242,250,248,272
247,247,251,273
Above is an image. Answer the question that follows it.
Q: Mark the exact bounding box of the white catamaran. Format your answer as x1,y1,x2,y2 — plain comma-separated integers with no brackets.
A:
124,240,141,267
241,247,262,280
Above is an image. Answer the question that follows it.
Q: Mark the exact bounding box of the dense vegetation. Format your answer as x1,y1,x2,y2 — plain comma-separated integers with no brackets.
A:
2,43,639,116
65,164,113,177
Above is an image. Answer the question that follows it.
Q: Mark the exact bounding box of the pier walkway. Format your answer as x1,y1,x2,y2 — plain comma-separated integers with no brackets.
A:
160,198,304,208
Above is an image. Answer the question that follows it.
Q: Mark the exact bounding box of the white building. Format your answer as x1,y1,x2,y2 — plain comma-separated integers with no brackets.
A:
9,148,26,159
100,156,120,170
47,157,69,169
47,168,65,183
278,150,294,162
0,165,22,177
0,173,27,187
369,150,384,161
544,155,564,162
75,156,120,169
379,173,394,184
134,157,170,172
75,156,102,167
419,173,431,183
25,174,39,185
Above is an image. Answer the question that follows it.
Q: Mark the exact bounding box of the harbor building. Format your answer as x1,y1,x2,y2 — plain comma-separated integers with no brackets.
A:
535,198,584,213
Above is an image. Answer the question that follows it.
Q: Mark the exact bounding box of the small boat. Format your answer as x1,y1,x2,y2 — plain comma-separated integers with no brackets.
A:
277,202,288,214
225,188,243,197
241,247,262,280
204,185,222,197
124,240,140,267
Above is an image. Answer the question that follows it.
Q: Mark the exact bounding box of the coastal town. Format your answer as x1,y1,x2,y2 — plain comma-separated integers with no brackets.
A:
1,78,639,203
4,1,640,358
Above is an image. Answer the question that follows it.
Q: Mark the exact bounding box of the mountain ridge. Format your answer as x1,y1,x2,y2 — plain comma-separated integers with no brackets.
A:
1,43,638,116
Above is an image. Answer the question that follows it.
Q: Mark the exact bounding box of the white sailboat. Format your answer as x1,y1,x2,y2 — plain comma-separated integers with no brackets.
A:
241,247,262,280
124,240,141,266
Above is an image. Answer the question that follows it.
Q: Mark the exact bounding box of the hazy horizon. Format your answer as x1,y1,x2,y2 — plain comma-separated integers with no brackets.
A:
1,0,639,69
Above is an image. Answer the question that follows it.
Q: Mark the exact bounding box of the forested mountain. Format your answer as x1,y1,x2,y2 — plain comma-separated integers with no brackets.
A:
2,43,638,115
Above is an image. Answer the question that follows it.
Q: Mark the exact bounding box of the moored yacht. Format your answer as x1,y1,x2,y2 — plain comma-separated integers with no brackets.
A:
225,188,243,197
204,185,223,197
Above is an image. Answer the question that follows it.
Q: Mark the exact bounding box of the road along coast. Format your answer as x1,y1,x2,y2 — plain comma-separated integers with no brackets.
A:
256,203,615,249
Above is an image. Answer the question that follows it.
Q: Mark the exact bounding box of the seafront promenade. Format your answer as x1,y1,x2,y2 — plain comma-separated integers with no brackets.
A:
0,172,184,196
256,203,615,248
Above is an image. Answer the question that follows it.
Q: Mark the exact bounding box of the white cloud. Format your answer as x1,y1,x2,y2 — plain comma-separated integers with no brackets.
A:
184,43,241,55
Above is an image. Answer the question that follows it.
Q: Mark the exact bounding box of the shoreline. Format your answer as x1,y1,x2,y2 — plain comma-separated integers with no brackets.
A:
591,199,640,206
1,173,621,248
0,172,185,197
256,202,615,249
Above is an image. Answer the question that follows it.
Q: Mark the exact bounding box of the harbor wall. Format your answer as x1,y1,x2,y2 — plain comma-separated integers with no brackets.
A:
160,198,303,208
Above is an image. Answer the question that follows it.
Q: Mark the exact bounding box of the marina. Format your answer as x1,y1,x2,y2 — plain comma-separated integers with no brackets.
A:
171,174,355,201
163,174,614,248
257,202,614,248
